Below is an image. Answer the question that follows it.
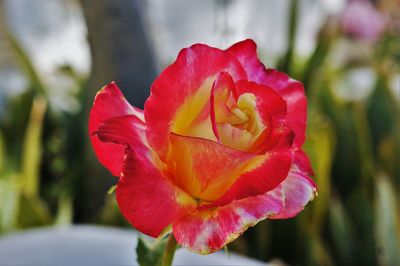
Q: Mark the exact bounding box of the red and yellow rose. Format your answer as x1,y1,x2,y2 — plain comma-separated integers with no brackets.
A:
89,39,317,254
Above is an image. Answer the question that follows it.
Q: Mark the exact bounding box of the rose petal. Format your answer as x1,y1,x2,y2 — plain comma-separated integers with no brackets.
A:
178,72,238,143
262,70,307,148
94,115,148,151
145,44,247,158
235,80,287,153
215,123,256,152
116,148,196,238
168,133,256,202
210,128,294,207
210,72,238,141
173,188,283,254
269,170,317,219
89,82,144,176
294,149,315,176
211,73,266,151
226,40,307,147
226,39,267,83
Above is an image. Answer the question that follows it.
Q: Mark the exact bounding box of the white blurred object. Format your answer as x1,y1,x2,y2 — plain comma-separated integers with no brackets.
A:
4,0,91,75
0,68,28,97
46,74,81,113
320,0,346,15
0,68,28,115
147,0,334,66
335,67,376,101
2,0,90,113
296,0,343,56
0,225,266,266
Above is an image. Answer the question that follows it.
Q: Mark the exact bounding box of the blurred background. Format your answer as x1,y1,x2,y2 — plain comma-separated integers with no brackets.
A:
0,0,399,265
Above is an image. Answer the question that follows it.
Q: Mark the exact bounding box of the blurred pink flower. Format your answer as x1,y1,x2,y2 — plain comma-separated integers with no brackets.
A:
340,0,387,42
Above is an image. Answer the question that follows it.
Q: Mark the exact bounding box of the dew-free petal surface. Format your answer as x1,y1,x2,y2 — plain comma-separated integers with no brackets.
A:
173,189,283,254
117,148,196,238
89,82,144,176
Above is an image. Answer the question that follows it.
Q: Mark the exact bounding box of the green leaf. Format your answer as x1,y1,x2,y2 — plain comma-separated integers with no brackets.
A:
301,20,336,92
0,132,4,173
329,196,355,265
303,109,335,232
310,235,334,266
18,194,52,228
224,245,230,258
328,102,372,197
375,174,400,266
352,103,375,180
55,194,73,226
0,173,21,233
154,224,172,246
367,79,397,155
345,188,377,265
302,232,333,266
136,236,167,266
21,97,47,197
107,185,117,195
276,0,298,74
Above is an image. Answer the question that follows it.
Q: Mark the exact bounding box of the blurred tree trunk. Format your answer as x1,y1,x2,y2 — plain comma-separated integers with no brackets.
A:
79,0,157,222
81,0,157,107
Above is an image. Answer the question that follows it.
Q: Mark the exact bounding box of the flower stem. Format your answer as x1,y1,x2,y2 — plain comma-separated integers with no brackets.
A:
161,234,177,266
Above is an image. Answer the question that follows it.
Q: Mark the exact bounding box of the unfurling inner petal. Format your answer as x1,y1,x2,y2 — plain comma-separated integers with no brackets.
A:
215,92,266,151
210,73,268,152
167,133,256,202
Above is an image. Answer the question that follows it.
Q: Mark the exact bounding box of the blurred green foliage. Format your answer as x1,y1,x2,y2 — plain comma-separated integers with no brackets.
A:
0,95,52,232
0,1,399,265
232,1,400,265
0,26,78,231
0,25,50,232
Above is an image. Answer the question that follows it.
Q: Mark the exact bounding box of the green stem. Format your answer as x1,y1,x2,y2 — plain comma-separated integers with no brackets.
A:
161,234,177,266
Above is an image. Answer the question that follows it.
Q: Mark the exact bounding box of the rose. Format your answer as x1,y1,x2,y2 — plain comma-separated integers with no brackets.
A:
89,39,317,254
